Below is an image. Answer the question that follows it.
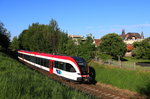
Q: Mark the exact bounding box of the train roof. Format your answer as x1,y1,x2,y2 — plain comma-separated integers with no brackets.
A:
18,50,84,62
71,56,85,62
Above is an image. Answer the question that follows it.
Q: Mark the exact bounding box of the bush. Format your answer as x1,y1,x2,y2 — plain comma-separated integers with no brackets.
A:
132,37,150,59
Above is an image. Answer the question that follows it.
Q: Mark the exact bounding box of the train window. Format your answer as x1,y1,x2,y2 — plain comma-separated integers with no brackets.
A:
30,56,32,61
28,55,30,60
19,53,21,57
25,55,30,61
46,59,49,67
40,58,44,66
30,56,33,62
42,59,49,67
43,59,46,67
33,56,36,63
59,62,65,70
20,53,23,58
63,63,66,71
24,55,27,60
36,57,40,65
18,53,22,57
54,61,65,70
66,63,76,72
35,57,37,63
54,61,58,68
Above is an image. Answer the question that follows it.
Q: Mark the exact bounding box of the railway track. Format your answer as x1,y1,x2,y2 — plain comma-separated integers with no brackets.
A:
23,62,145,99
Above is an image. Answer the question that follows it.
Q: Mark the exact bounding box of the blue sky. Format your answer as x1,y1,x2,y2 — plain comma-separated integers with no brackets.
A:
0,0,150,39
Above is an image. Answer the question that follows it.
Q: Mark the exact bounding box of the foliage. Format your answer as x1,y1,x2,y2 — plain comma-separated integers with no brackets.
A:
89,61,150,93
65,38,78,56
132,37,150,59
124,56,150,63
10,36,19,51
0,22,10,50
96,52,112,62
77,34,95,62
18,19,95,62
18,19,68,54
0,52,96,99
98,33,126,60
65,34,95,62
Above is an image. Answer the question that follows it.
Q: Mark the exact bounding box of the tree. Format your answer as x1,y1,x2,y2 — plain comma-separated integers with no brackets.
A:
18,29,30,50
57,33,68,54
96,52,112,63
77,34,95,62
18,19,68,54
48,19,60,53
132,37,150,59
98,33,126,61
65,38,78,56
10,36,19,51
0,22,10,50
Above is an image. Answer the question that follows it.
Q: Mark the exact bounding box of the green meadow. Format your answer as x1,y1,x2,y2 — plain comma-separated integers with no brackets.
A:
89,61,150,96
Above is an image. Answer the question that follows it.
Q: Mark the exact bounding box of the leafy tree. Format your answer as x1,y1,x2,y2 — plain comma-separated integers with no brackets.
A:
18,19,68,54
18,29,31,50
48,19,60,53
0,22,10,50
57,33,68,54
65,34,95,62
132,37,150,59
18,19,95,62
98,33,126,61
10,36,19,51
19,23,51,52
77,34,95,62
96,52,112,63
65,38,78,56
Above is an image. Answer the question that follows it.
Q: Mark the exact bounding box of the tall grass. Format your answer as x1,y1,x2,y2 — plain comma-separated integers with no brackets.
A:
0,52,96,99
89,61,150,94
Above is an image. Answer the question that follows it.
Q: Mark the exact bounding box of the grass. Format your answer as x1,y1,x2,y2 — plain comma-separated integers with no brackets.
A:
89,61,150,95
123,57,150,70
0,52,96,99
124,56,150,62
102,56,150,70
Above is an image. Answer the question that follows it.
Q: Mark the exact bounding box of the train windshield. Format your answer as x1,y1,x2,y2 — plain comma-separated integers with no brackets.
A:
72,57,88,75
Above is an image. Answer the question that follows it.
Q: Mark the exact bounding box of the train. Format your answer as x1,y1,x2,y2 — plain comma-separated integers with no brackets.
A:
18,50,92,82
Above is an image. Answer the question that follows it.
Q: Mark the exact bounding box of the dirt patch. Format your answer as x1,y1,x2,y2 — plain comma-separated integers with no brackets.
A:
96,82,146,99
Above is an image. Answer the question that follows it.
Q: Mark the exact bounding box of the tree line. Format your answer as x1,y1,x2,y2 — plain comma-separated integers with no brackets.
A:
10,19,95,61
0,22,10,51
1,19,150,62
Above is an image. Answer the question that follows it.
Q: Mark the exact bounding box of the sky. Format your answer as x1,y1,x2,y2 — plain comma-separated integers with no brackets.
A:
0,0,150,39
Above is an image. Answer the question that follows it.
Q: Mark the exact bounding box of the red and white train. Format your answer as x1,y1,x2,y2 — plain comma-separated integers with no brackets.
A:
18,50,92,82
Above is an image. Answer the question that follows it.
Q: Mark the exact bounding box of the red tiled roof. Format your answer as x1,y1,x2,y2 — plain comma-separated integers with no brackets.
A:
125,33,141,39
127,44,133,51
94,39,101,46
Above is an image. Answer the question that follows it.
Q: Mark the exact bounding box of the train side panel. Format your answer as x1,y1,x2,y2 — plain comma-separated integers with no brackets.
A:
18,50,87,82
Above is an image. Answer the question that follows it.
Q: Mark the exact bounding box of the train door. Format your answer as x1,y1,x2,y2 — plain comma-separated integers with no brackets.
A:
49,60,54,74
22,54,24,62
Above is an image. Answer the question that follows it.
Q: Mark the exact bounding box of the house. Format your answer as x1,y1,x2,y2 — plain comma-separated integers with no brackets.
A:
68,34,85,45
93,39,101,47
121,30,144,44
121,29,144,56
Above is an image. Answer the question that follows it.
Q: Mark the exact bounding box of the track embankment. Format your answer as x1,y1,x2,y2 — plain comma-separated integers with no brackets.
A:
23,62,146,99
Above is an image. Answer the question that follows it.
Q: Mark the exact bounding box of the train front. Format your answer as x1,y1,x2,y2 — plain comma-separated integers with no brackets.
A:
72,57,92,82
